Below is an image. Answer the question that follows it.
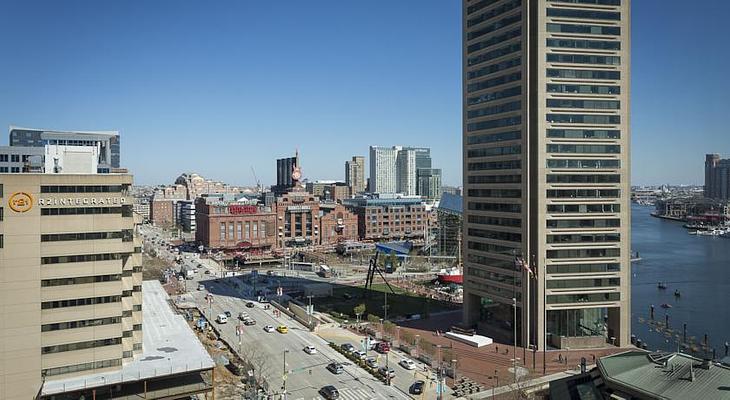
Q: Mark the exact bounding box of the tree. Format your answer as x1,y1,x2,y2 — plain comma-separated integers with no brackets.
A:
240,345,273,394
353,303,366,323
383,321,397,337
367,314,380,324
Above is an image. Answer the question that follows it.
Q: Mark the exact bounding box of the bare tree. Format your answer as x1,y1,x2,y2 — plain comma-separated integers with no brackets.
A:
240,345,273,393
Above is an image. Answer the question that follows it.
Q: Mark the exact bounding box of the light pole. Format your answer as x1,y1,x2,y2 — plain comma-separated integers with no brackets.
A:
452,359,458,384
282,349,289,399
306,295,314,326
513,297,518,385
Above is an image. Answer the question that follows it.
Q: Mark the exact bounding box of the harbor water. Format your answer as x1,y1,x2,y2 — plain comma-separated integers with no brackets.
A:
631,203,730,356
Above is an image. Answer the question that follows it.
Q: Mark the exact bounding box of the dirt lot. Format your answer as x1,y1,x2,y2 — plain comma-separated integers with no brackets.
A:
142,253,171,281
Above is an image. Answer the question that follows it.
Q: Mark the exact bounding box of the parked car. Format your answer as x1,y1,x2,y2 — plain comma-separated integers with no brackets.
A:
365,357,378,369
399,359,416,370
224,311,232,318
340,343,355,353
238,312,249,321
246,302,255,308
204,270,211,274
244,319,256,326
276,325,288,334
353,350,367,359
410,380,425,395
327,362,344,375
263,325,275,333
378,366,395,379
303,345,317,355
216,314,228,324
319,385,340,400
197,284,205,291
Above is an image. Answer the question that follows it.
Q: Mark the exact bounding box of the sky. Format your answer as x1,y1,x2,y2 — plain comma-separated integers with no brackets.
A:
0,1,728,187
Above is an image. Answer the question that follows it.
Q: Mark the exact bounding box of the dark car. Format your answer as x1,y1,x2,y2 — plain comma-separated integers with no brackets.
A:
410,380,425,395
326,362,344,375
378,366,396,379
244,319,257,326
224,311,232,317
320,385,340,400
340,343,355,353
246,302,255,308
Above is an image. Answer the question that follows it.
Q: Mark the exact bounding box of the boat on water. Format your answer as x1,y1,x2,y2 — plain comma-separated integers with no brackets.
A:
657,282,668,289
674,290,681,298
436,267,463,285
661,303,672,309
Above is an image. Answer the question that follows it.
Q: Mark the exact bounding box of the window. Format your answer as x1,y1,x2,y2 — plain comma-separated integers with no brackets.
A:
41,207,124,216
547,278,620,289
42,337,122,354
547,144,620,154
0,234,3,248
547,174,620,183
219,222,226,240
547,159,620,169
467,228,522,242
468,145,521,158
42,316,121,332
228,223,234,241
546,23,620,35
253,222,258,238
11,167,20,173
0,167,7,172
41,253,128,265
467,202,521,213
547,233,620,243
468,43,522,67
41,295,121,309
467,101,522,119
546,218,620,228
547,38,620,50
546,189,620,199
468,240,518,255
467,0,521,28
546,114,620,124
467,115,522,132
468,174,522,184
547,83,620,95
547,248,621,259
237,222,242,240
547,129,619,139
467,0,503,15
467,13,522,41
11,154,20,162
547,263,620,274
261,221,267,237
245,221,250,239
547,203,620,213
467,130,521,145
546,99,620,110
546,8,620,21
468,28,522,54
41,274,122,287
547,0,620,6
467,189,522,198
547,53,620,65
40,185,125,193
42,359,122,377
41,231,129,242
468,159,521,171
467,85,521,106
547,292,621,304
468,214,522,227
467,72,522,94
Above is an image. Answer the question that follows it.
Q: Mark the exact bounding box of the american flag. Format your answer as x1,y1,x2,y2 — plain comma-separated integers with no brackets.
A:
514,256,534,278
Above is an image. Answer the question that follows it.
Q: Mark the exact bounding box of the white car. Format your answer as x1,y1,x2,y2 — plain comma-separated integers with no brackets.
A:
303,345,317,355
399,359,416,370
353,350,367,359
197,284,205,291
216,314,228,324
263,325,275,333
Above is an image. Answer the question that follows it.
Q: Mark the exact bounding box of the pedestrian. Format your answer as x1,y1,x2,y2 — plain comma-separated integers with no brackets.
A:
495,345,499,353
558,353,563,363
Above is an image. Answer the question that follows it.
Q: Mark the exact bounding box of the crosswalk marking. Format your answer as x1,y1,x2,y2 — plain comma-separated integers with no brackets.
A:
293,386,380,400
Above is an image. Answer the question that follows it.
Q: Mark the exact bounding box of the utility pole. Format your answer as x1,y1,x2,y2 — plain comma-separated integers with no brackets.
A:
513,297,518,385
384,292,389,322
282,349,289,399
307,295,314,326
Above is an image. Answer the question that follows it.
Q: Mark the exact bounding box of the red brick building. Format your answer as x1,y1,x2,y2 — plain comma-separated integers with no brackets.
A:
343,197,428,241
319,203,358,244
150,199,176,227
195,197,277,251
275,190,321,247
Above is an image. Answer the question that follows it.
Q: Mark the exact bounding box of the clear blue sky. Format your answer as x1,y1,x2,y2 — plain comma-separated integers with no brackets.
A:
0,1,728,187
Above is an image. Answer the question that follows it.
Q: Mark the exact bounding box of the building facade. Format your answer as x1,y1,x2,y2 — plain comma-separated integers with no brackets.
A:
194,196,277,251
149,198,176,227
0,173,142,399
417,168,443,199
275,190,321,247
9,126,120,172
319,203,359,245
274,152,300,194
345,156,366,195
396,148,417,196
305,181,350,203
704,154,730,200
344,197,428,241
462,0,631,350
369,146,399,194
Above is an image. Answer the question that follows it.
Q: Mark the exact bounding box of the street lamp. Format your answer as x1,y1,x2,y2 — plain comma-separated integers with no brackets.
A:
282,349,290,399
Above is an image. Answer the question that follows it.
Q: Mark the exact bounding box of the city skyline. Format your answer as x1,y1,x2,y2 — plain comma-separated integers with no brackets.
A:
1,1,728,187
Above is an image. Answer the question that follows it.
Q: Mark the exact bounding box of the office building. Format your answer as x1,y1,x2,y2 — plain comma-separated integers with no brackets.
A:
305,180,350,203
436,193,463,258
704,154,730,200
274,151,301,194
462,0,631,350
417,168,443,199
9,126,120,172
319,203,359,245
343,196,428,241
396,148,417,196
345,156,366,195
369,146,399,194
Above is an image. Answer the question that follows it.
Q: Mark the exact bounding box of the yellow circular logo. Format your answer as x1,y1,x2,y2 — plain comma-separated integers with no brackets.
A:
8,192,33,213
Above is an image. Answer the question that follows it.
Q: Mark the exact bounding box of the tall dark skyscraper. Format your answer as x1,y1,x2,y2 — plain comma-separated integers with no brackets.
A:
462,0,631,351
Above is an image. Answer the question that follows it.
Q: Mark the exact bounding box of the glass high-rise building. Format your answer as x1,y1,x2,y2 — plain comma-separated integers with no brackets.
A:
462,0,630,351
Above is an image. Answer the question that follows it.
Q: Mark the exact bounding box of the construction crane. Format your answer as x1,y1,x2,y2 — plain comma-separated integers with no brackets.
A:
250,166,262,193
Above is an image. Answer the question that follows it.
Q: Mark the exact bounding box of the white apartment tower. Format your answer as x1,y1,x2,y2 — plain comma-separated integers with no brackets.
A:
369,146,399,194
462,0,631,351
